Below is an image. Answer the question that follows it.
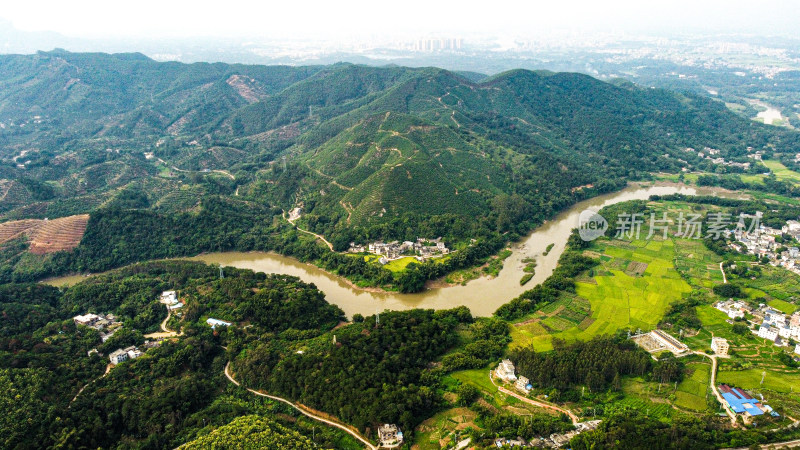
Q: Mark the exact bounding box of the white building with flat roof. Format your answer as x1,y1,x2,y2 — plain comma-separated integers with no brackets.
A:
758,325,779,342
206,318,232,329
495,359,517,382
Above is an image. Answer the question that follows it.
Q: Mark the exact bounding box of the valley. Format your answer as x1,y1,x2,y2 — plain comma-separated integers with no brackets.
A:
45,182,741,317
4,49,800,449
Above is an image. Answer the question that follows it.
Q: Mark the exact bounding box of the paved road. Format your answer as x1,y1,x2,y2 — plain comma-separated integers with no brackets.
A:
489,370,580,424
224,362,376,449
144,310,181,339
720,261,728,284
694,351,738,425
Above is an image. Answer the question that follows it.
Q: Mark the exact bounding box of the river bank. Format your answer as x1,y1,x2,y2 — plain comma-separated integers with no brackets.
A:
44,181,745,318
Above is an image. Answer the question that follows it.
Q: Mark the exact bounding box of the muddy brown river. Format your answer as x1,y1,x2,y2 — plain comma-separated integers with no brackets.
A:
45,182,744,318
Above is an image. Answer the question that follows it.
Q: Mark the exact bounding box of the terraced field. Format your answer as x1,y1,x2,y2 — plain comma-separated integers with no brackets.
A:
0,219,42,243
0,214,89,254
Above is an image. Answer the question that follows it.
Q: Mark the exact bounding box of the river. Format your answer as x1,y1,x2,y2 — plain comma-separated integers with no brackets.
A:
45,182,745,318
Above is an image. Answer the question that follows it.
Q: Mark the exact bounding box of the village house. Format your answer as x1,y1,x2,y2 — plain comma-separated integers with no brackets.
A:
714,300,747,319
515,376,531,393
73,313,121,342
109,346,143,365
495,437,527,447
758,325,779,342
377,423,403,448
711,337,729,356
795,344,800,356
495,359,517,382
160,291,177,304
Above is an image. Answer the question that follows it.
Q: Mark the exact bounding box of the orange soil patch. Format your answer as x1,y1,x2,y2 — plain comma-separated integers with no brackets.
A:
0,214,89,255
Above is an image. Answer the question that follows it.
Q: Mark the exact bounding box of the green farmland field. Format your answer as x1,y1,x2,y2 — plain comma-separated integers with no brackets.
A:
513,238,691,351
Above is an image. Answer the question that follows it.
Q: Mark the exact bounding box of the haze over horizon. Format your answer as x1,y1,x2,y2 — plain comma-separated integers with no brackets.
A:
1,0,799,44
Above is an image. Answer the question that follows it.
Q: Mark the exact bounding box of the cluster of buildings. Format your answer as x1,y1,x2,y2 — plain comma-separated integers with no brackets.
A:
714,299,749,320
377,423,403,448
348,237,449,263
108,345,144,365
684,147,751,169
631,329,691,356
492,421,602,448
727,218,800,275
73,313,122,342
757,309,800,348
719,384,778,423
714,299,800,355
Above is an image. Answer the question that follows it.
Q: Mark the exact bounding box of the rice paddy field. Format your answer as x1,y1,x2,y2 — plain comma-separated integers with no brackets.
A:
511,237,695,351
674,362,713,411
504,196,800,420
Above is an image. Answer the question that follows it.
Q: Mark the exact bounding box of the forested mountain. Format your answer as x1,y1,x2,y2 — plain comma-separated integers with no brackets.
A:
1,50,798,283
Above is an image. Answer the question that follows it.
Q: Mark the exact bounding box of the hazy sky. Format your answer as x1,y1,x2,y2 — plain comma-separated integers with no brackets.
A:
2,0,799,39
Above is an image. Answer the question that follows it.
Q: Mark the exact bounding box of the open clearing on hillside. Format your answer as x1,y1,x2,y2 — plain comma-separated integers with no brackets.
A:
0,214,89,254
763,160,800,184
511,238,692,351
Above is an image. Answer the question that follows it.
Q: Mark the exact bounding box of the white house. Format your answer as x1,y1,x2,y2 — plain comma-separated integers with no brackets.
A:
160,291,178,304
495,359,517,381
110,346,143,365
758,325,779,342
73,313,100,326
764,312,786,327
515,376,531,393
168,302,184,311
795,344,800,356
207,318,232,329
109,348,129,365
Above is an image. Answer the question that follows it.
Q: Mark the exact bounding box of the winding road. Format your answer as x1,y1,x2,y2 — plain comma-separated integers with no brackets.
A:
720,262,728,284
224,362,376,449
70,363,112,406
144,310,181,339
285,211,335,251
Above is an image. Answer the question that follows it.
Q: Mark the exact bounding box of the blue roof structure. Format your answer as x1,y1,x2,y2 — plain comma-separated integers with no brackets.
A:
719,384,766,416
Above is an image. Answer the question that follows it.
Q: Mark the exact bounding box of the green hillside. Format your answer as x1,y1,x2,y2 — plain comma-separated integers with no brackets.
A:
1,51,799,283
